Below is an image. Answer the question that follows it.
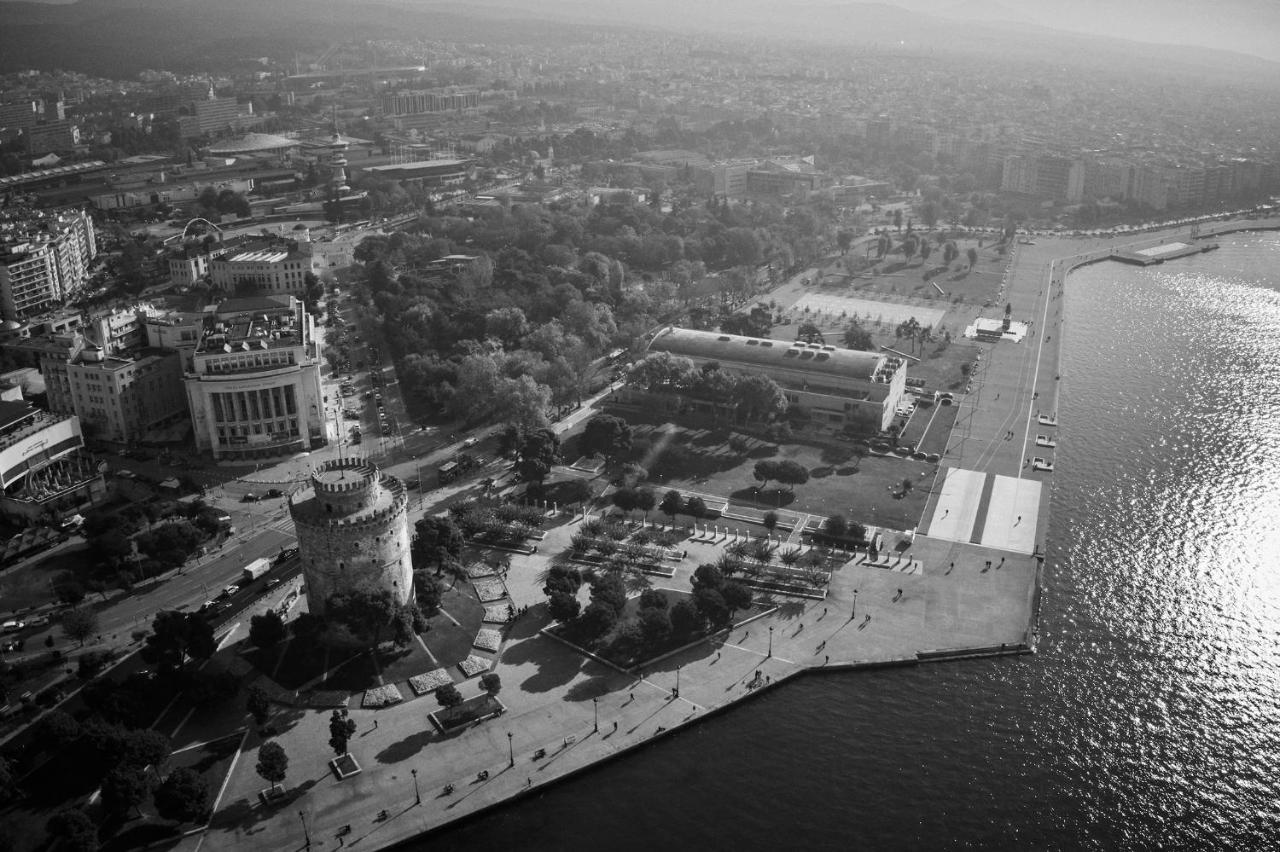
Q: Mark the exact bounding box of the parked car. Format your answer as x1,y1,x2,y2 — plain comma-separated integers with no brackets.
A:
219,585,238,600
1,621,25,634
241,492,260,502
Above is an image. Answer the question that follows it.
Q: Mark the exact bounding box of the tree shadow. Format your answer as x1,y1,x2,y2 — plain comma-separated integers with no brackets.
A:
501,634,586,693
373,727,435,764
748,445,779,459
836,466,859,476
810,466,834,479
209,777,321,833
729,487,795,508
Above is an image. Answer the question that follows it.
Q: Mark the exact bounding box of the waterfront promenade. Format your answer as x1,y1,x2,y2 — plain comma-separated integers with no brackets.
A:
185,219,1280,852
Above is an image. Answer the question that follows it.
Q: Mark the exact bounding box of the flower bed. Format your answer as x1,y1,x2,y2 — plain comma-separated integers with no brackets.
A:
330,753,361,780
465,562,497,579
482,604,511,623
408,669,454,695
473,578,507,602
361,683,404,708
458,655,492,677
473,628,502,652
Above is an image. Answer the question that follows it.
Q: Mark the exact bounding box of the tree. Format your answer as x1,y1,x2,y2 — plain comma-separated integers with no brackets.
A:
255,741,288,793
328,709,357,758
762,511,779,534
53,572,86,607
101,765,150,818
543,565,583,597
581,415,632,462
249,611,286,649
633,488,656,521
670,598,700,638
121,729,170,769
659,489,684,522
325,588,398,647
966,246,979,269
479,673,502,700
412,515,464,570
844,321,873,351
46,809,98,852
577,601,618,640
796,323,824,344
589,574,628,614
61,608,98,648
753,459,779,491
685,496,708,520
154,768,209,825
414,571,444,613
142,611,215,673
0,757,17,807
823,514,849,539
611,487,638,516
547,590,581,623
893,209,903,231
639,589,669,611
561,478,594,507
727,434,750,455
773,460,810,492
836,229,854,255
721,581,753,618
35,709,82,748
638,607,672,646
246,684,271,726
436,684,463,711
732,373,787,423
693,587,730,629
515,428,560,486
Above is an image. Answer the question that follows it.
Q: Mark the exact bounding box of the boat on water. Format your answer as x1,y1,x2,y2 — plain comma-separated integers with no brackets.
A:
1031,457,1055,472
1035,434,1057,448
1037,413,1058,426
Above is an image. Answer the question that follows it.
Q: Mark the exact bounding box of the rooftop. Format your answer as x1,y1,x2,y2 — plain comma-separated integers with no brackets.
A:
648,327,886,382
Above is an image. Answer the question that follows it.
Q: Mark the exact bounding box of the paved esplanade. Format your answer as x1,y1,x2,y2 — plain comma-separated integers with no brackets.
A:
190,222,1276,851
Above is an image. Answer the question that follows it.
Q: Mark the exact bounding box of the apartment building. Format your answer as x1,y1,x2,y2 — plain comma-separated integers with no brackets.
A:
0,208,96,321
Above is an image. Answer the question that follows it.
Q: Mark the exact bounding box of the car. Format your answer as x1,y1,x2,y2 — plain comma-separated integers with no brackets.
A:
374,393,383,402
364,390,374,399
266,488,285,498
219,584,238,599
265,578,282,590
199,601,217,613
1,621,25,634
344,409,360,419
275,547,298,564
461,436,478,448
241,492,260,502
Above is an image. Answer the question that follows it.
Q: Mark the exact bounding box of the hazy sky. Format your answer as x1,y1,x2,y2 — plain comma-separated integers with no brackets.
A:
889,0,1280,62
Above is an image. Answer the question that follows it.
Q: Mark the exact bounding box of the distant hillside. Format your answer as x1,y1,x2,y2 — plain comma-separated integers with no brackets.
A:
0,0,1276,85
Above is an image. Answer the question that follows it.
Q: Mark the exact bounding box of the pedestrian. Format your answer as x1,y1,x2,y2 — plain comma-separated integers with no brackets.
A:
629,692,634,702
614,721,618,732
825,655,829,664
373,719,378,730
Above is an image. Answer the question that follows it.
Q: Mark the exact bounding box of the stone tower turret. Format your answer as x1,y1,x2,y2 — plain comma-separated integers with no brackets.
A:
288,457,412,617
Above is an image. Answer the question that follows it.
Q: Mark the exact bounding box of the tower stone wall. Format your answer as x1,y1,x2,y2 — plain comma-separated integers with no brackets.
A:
288,457,412,617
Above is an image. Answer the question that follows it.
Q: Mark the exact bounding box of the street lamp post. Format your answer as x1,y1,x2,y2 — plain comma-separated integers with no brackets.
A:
675,665,681,698
768,626,773,658
411,767,420,806
852,589,858,620
298,810,310,849
593,698,598,733
507,731,514,768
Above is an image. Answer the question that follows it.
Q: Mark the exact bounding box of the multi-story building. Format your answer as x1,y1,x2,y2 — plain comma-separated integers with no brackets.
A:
0,399,104,525
208,240,318,296
0,208,96,320
25,120,80,155
629,327,908,433
0,100,43,131
86,303,160,356
184,295,326,461
65,344,187,444
379,89,479,117
142,311,204,371
177,95,249,139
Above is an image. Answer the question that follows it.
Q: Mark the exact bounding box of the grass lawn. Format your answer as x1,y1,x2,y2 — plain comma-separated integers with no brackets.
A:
0,547,95,611
631,422,932,530
422,581,486,668
556,587,767,670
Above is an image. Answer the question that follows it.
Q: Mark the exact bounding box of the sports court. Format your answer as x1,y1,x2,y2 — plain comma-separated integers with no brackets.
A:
924,467,1041,554
790,294,947,330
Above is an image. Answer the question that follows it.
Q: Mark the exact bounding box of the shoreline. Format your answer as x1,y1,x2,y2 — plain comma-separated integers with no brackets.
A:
193,218,1280,852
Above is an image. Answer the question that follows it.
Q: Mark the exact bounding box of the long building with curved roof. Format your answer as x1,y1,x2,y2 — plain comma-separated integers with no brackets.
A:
640,325,907,432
